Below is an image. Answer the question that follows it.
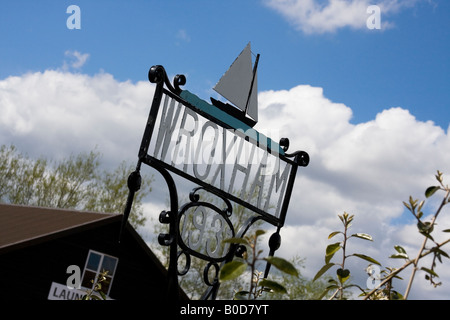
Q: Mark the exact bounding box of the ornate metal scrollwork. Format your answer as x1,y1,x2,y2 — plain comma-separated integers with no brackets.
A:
176,187,235,263
203,262,220,287
155,186,241,299
176,250,191,276
280,137,310,167
148,65,186,95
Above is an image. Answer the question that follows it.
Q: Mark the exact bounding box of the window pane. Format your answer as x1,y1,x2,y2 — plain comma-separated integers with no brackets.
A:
81,270,96,289
101,255,118,276
86,252,101,271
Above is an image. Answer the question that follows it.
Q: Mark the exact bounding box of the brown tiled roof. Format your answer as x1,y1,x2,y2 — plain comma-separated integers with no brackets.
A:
0,203,120,253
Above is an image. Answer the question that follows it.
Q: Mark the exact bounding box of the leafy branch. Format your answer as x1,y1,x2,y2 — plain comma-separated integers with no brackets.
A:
80,270,109,300
219,230,298,300
314,171,450,300
364,170,450,299
313,212,381,299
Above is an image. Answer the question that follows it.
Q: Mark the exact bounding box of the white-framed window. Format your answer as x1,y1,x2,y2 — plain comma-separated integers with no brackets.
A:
81,250,119,296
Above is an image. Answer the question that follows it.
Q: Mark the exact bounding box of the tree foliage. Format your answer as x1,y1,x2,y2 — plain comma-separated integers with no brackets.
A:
313,212,381,299
314,170,450,300
0,144,152,228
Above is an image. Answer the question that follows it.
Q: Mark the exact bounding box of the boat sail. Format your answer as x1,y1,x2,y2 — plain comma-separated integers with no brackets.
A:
211,42,259,127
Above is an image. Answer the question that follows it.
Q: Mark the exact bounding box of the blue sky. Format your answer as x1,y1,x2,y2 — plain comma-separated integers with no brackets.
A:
1,1,450,299
1,0,449,127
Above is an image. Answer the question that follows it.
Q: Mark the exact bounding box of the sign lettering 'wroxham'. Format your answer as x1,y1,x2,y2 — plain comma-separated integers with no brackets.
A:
149,91,291,220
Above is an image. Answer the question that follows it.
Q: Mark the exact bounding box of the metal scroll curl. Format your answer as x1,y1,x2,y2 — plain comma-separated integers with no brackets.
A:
176,187,235,263
148,65,186,95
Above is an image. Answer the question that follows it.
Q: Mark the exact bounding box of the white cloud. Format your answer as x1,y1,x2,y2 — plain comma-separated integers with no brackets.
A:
264,0,423,34
0,69,152,167
257,83,450,299
1,69,449,299
258,85,450,220
175,29,191,46
62,50,90,71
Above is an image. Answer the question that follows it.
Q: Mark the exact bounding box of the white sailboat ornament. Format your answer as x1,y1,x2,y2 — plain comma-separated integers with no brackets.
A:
210,42,260,128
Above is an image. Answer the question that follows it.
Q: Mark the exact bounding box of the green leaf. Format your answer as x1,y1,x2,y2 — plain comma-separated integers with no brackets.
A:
435,170,443,183
326,242,341,257
219,260,247,281
390,253,409,259
417,221,434,235
234,291,250,300
254,229,266,237
328,231,341,239
417,200,425,213
259,279,287,294
421,267,439,278
336,268,350,283
98,290,107,300
328,278,338,285
264,256,299,277
325,240,341,265
432,248,449,259
352,253,381,266
403,201,412,211
394,245,407,255
390,291,404,300
351,233,373,241
313,263,335,282
425,186,440,198
222,237,250,246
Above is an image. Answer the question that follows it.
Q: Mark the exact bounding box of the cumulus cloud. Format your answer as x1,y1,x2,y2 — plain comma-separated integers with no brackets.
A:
264,0,423,34
257,84,450,299
1,69,449,298
0,69,153,167
258,85,450,222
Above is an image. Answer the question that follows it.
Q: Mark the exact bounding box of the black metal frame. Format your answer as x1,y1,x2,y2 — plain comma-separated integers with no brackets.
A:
119,65,309,300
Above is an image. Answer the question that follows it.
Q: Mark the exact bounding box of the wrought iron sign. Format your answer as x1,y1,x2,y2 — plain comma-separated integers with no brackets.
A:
119,44,309,300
